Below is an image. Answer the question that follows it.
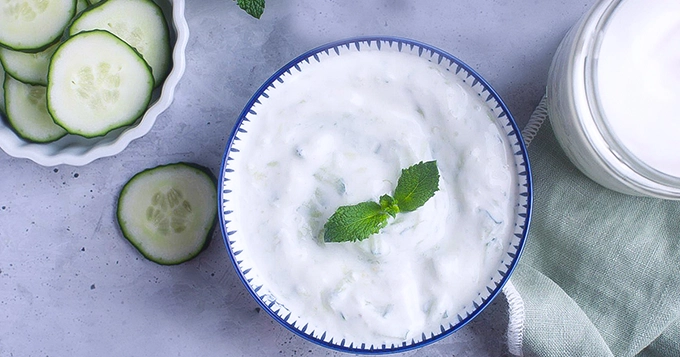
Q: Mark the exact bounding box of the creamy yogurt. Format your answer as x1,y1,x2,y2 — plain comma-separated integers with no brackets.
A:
230,49,517,345
596,0,680,177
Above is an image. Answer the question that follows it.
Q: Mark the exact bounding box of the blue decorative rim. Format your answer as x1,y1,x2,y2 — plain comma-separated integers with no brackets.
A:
218,36,533,354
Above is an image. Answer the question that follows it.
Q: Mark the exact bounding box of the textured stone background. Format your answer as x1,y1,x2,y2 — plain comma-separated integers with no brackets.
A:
0,1,594,356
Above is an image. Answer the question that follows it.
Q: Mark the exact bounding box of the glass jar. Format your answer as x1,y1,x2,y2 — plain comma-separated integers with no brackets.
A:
547,0,680,199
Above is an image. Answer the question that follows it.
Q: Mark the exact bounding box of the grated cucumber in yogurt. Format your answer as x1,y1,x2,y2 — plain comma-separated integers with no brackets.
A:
230,48,517,345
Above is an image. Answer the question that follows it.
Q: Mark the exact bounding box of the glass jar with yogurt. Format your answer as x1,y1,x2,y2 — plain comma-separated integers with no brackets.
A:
547,0,680,199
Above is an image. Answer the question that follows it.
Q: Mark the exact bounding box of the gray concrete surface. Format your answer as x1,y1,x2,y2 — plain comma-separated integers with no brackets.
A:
0,1,595,355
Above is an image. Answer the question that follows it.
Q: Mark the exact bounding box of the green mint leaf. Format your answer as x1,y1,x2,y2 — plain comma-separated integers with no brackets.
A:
323,201,389,243
236,0,265,19
393,161,440,212
322,161,439,244
379,194,399,218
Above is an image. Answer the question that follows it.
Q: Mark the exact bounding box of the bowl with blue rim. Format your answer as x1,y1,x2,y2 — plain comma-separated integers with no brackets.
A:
219,36,532,353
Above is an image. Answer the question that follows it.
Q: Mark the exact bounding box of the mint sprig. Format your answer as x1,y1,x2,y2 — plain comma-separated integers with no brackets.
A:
323,161,439,243
236,0,265,19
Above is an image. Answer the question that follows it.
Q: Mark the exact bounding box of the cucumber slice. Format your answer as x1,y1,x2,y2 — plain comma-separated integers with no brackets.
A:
69,0,171,87
0,0,77,52
0,0,88,84
77,0,89,12
0,65,6,115
47,30,153,137
0,43,59,86
117,163,218,265
4,75,67,143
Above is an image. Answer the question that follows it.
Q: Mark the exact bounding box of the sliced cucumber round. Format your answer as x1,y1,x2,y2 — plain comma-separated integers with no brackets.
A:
0,65,6,115
117,163,218,265
4,75,67,143
69,0,171,87
76,0,89,12
47,30,153,138
0,43,59,86
0,0,77,52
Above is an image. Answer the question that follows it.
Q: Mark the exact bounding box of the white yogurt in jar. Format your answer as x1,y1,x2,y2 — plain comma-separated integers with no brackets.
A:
548,0,680,198
230,49,517,345
596,0,680,177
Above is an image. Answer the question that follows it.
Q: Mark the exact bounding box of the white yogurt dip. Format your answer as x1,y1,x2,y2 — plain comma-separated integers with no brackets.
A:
596,0,680,177
230,48,517,345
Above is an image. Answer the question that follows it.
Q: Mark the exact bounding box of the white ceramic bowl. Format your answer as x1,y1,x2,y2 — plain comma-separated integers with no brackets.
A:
219,37,532,354
0,0,189,166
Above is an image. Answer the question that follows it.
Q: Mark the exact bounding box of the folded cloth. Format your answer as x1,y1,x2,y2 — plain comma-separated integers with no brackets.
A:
507,101,680,357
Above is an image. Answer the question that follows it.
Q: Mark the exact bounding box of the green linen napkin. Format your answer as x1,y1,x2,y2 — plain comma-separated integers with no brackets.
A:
509,107,680,356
